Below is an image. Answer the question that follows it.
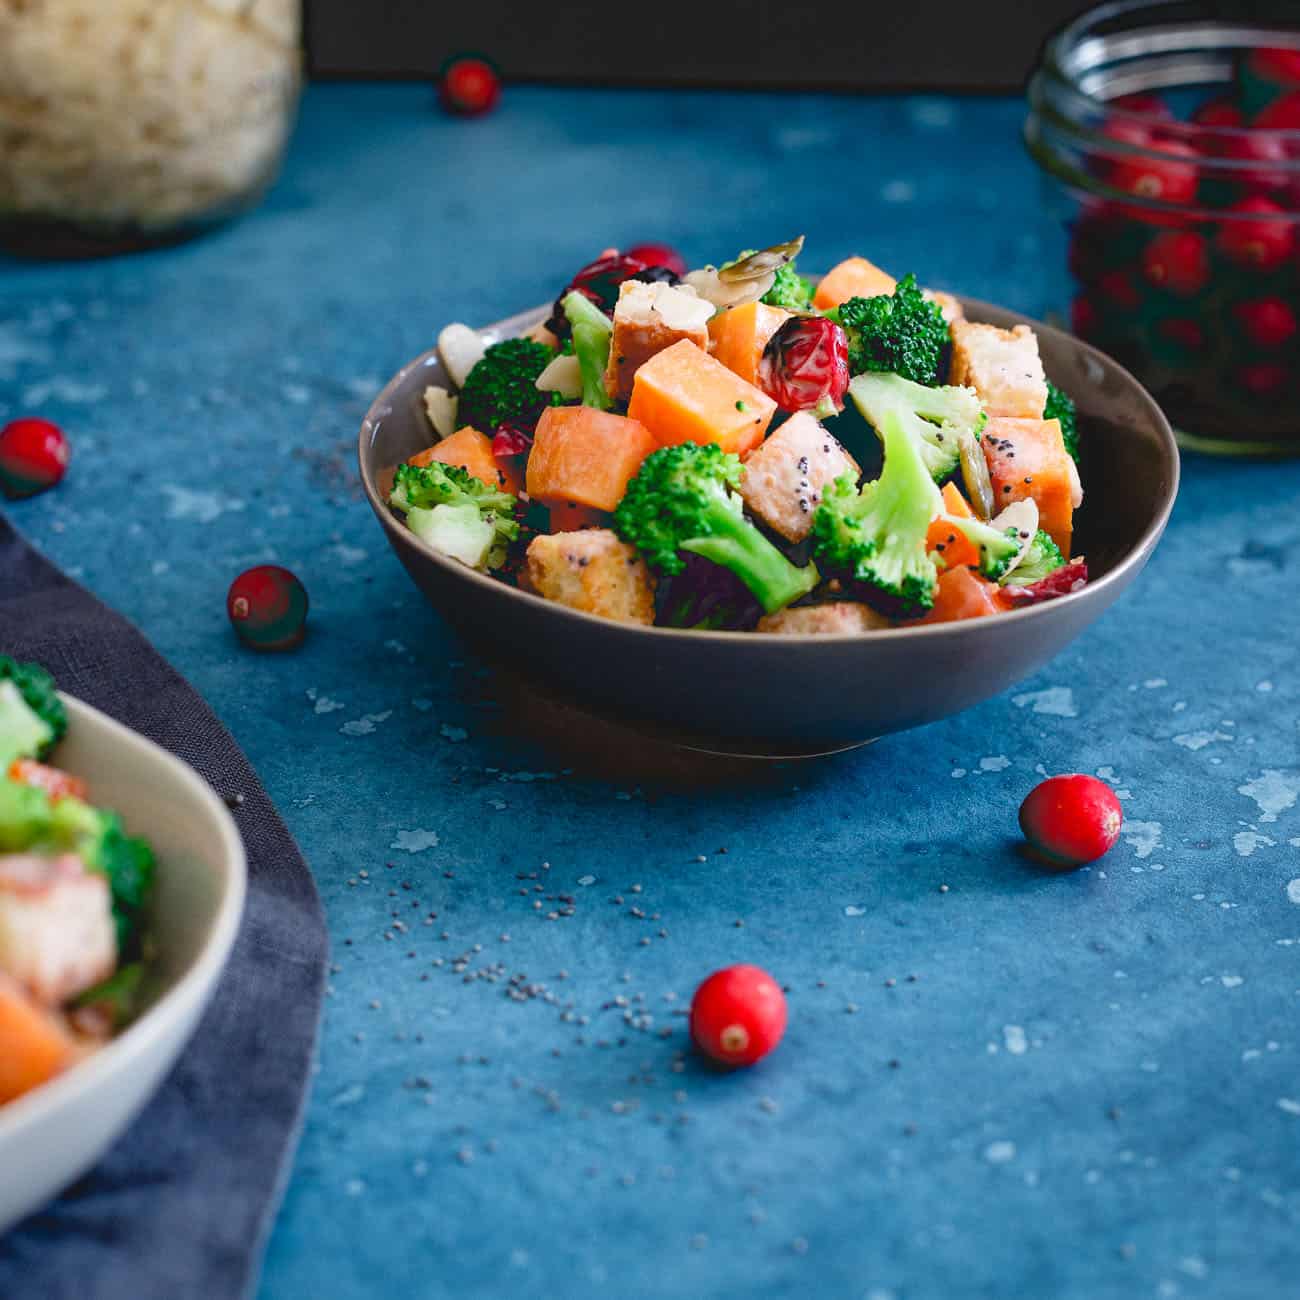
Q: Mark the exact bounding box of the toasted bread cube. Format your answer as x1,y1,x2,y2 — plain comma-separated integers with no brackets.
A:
757,602,892,634
948,321,1048,418
0,854,116,1007
604,280,714,403
738,412,860,543
813,257,897,311
524,529,656,625
924,289,964,324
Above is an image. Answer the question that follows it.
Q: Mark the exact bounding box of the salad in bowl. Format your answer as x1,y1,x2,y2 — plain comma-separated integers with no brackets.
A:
0,657,155,1106
386,237,1086,634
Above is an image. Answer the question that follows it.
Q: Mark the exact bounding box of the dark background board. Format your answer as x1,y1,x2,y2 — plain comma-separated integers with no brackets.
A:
306,0,1092,90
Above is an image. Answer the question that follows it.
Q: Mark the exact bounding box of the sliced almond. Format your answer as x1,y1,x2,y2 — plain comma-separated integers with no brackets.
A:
437,323,487,389
422,385,458,439
991,498,1040,578
535,353,583,400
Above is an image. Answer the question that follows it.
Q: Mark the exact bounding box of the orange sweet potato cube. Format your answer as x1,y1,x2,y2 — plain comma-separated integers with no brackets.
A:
812,256,898,311
707,300,791,387
982,416,1074,556
526,406,658,512
410,426,522,496
628,339,775,456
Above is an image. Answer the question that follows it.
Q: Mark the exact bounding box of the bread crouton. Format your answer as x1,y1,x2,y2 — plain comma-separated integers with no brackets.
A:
924,289,964,324
757,602,891,635
948,320,1048,418
524,529,656,625
604,280,715,403
738,412,859,542
0,854,116,1007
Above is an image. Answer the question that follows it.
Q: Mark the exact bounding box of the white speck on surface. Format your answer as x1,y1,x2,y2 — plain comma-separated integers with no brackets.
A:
283,382,311,404
1123,821,1162,859
384,639,406,654
151,560,169,575
1173,701,1187,712
907,97,955,127
440,723,469,742
882,179,915,202
951,768,967,778
21,377,106,405
340,711,392,736
578,875,596,887
1144,678,1168,689
1173,730,1234,751
1286,879,1300,905
979,755,1011,773
1097,766,1117,780
332,1084,365,1106
345,1179,365,1196
1220,974,1244,989
844,905,867,918
489,798,508,811
391,829,439,853
328,543,368,566
412,698,433,712
313,695,345,715
1003,1025,1028,1056
1238,770,1300,823
1012,687,1077,717
1278,1098,1300,1116
1233,831,1275,858
161,485,245,523
346,376,382,399
984,1140,1016,1164
1257,681,1273,693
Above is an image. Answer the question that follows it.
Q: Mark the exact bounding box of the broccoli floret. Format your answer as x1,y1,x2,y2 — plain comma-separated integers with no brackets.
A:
848,371,985,482
0,657,66,768
829,273,950,384
725,248,814,312
1002,529,1066,587
811,407,943,617
73,961,146,1030
1044,380,1079,463
389,461,518,571
562,291,614,411
936,515,1022,581
457,337,559,433
0,777,52,851
614,443,820,616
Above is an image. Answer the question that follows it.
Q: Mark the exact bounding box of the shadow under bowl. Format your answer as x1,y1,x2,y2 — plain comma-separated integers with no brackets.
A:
358,297,1179,755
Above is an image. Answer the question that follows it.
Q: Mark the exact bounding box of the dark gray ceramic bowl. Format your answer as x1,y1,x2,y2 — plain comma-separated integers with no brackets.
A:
359,298,1178,757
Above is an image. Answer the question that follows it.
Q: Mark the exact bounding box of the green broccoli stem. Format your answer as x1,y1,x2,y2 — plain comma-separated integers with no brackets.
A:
681,501,819,615
563,291,613,411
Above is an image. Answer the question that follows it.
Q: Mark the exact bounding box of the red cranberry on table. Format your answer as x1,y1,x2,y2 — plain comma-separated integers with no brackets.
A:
1019,775,1124,871
438,56,501,117
1141,230,1210,296
1216,196,1295,271
759,315,850,416
690,964,787,1068
1233,296,1298,349
227,566,309,651
0,417,70,499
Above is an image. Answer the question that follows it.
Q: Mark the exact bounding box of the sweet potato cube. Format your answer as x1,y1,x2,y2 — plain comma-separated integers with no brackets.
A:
926,482,982,570
982,416,1074,555
628,339,775,456
918,566,1007,624
707,300,791,387
547,501,607,532
813,257,898,311
410,426,521,495
0,972,73,1104
526,407,658,512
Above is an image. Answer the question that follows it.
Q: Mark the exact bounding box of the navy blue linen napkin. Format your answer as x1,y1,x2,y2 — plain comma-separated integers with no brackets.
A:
0,514,328,1300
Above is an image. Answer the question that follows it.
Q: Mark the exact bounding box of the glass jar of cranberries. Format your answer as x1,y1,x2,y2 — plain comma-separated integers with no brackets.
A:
1026,1,1300,455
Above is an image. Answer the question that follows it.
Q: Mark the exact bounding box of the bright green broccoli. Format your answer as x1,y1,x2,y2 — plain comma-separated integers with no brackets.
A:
724,248,814,312
811,407,943,616
829,273,950,384
1001,529,1066,587
0,782,156,954
0,656,67,768
457,337,560,433
1044,380,1079,463
935,515,1022,581
562,291,614,411
613,443,820,616
389,461,519,571
848,371,986,482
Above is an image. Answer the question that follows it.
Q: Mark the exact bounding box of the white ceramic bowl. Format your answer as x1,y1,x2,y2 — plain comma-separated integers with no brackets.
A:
0,695,246,1234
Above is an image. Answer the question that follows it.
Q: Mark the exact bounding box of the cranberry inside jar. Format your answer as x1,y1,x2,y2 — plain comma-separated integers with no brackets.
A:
1027,2,1300,455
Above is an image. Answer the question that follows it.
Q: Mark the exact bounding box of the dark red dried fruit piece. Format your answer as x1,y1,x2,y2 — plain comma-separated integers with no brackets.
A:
758,316,850,416
491,425,533,459
1001,559,1089,605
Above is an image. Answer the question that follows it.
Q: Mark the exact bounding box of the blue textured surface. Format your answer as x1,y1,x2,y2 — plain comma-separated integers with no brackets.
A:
3,85,1299,1300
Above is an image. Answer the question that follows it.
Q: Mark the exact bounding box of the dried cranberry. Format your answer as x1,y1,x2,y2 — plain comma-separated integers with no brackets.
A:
1233,296,1298,348
626,242,687,277
491,425,533,459
546,252,651,337
1019,774,1123,870
690,965,787,1067
1156,317,1206,351
1216,129,1291,194
227,565,309,651
438,57,501,117
1237,361,1289,395
1070,294,1101,339
1111,93,1174,120
1216,196,1295,271
1141,231,1210,296
1001,559,1088,605
0,417,69,499
1105,138,1200,223
758,316,849,416
1248,48,1300,89
1254,89,1300,130
1097,268,1144,309
1192,95,1245,132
